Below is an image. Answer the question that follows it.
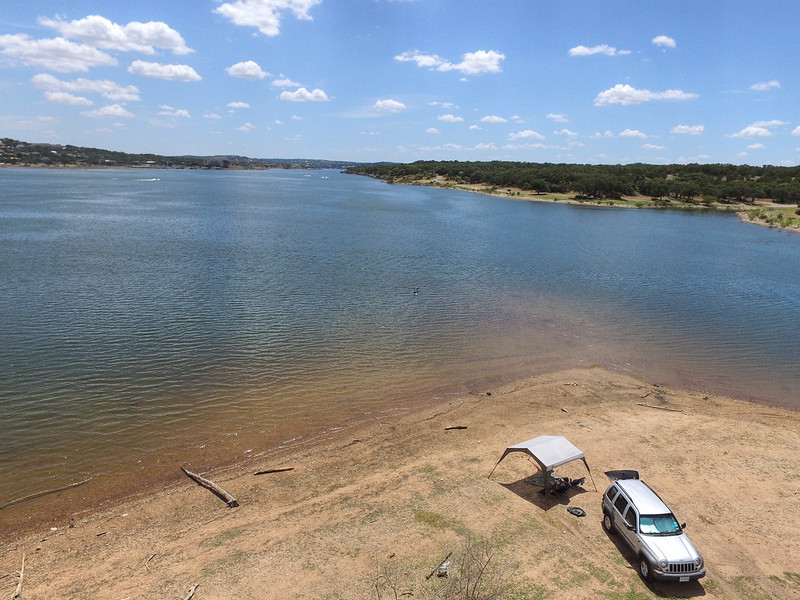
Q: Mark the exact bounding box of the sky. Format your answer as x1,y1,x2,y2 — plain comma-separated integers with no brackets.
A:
1,0,799,165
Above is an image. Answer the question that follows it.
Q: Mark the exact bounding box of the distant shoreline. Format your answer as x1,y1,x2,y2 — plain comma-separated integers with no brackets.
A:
386,175,800,234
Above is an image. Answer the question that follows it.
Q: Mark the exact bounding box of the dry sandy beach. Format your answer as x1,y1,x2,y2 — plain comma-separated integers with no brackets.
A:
1,367,799,599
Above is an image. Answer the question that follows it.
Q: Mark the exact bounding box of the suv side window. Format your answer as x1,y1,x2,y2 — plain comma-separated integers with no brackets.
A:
622,505,636,529
613,493,628,516
605,486,618,504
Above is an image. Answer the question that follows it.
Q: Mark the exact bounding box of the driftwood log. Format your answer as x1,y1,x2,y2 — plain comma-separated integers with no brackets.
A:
12,553,25,600
184,583,199,600
636,402,684,413
425,551,452,580
444,425,467,430
181,467,238,507
254,467,294,476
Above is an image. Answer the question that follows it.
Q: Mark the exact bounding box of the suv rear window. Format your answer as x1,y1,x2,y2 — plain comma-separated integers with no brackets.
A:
613,493,628,515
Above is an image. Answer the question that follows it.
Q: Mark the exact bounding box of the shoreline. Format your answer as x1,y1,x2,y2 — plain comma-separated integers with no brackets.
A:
2,366,799,599
394,176,800,234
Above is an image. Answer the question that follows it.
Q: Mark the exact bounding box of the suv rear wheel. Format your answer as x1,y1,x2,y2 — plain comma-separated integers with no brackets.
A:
603,512,614,533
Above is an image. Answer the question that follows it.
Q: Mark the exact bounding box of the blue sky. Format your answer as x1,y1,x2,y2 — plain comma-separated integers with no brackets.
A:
1,0,799,165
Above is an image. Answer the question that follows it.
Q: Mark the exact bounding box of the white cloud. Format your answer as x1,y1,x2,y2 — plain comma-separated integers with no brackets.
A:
792,126,800,136
419,142,498,153
236,122,256,132
671,124,704,135
591,131,615,138
128,60,201,81
594,83,697,106
503,142,547,150
31,73,140,102
748,142,766,150
469,125,481,131
158,106,191,118
227,101,251,109
429,101,457,109
279,87,329,102
750,80,781,91
43,90,93,106
395,51,448,69
729,120,787,138
642,144,666,150
291,115,303,120
426,128,441,135
554,128,578,137
38,15,192,55
652,35,676,48
508,129,545,141
214,0,321,36
82,104,134,118
395,49,505,74
438,114,463,122
226,60,269,79
568,44,630,56
374,99,406,112
447,50,505,74
0,33,116,72
481,115,507,123
546,113,568,123
272,75,301,88
619,128,647,138
204,113,222,119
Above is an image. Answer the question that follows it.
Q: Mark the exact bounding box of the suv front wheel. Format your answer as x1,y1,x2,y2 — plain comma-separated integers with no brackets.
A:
638,555,654,582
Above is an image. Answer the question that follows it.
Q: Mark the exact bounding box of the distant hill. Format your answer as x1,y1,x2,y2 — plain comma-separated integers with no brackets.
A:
0,138,359,170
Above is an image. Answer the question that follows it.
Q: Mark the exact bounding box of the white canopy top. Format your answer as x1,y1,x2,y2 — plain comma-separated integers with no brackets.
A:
488,434,595,492
502,435,585,471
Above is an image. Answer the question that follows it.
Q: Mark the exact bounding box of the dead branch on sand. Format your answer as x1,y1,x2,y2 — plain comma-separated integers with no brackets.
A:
636,402,684,413
12,554,24,600
425,551,452,580
253,467,294,476
184,583,199,600
181,467,239,507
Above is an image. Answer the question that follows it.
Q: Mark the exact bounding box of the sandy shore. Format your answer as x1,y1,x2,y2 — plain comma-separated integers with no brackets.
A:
1,367,799,599
410,177,800,234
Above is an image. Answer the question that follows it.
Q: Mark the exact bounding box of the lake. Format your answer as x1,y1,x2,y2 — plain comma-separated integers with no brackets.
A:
2,168,799,508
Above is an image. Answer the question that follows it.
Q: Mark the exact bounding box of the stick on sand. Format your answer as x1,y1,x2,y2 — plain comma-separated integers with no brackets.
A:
181,467,239,507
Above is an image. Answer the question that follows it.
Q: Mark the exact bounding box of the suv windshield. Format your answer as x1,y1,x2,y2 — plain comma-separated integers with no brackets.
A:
639,514,681,535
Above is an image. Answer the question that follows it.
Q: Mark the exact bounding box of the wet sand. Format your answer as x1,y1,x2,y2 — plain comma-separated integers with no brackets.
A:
1,367,799,599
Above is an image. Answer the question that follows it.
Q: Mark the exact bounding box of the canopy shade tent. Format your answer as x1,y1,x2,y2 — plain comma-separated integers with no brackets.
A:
488,435,596,493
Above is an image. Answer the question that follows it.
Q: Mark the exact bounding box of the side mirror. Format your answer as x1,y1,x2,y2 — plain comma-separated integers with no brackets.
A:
680,523,687,530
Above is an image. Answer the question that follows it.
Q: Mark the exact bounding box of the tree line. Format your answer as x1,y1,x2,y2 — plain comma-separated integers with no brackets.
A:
345,160,800,205
0,138,355,170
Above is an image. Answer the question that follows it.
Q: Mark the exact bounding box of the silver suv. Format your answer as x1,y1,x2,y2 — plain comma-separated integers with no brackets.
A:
601,478,705,582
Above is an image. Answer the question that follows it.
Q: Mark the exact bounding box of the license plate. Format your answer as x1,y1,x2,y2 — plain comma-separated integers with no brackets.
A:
679,576,690,582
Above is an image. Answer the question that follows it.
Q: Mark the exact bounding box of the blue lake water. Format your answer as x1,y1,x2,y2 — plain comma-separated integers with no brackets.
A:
2,168,799,508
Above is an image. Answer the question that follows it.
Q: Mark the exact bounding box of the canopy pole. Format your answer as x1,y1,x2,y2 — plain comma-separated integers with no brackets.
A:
583,459,598,491
487,449,512,479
